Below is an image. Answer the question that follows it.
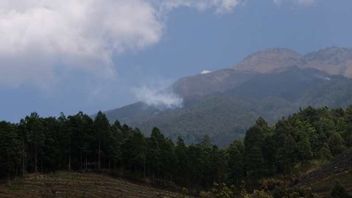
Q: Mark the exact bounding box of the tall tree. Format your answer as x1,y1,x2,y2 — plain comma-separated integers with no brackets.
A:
0,122,21,181
22,113,45,172
244,118,271,181
94,111,111,170
226,140,245,185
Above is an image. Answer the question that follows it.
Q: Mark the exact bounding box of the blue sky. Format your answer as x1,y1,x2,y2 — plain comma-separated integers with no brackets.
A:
1,0,352,122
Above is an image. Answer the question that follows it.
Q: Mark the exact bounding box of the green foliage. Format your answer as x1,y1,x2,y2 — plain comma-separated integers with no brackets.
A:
245,118,271,182
329,133,346,156
251,190,273,198
209,183,235,198
330,182,352,198
227,140,245,185
272,187,316,198
318,144,333,161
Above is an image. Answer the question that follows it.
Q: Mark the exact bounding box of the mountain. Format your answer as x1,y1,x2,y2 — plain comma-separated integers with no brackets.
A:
302,47,352,78
105,47,352,146
172,69,257,100
234,48,302,73
234,47,352,78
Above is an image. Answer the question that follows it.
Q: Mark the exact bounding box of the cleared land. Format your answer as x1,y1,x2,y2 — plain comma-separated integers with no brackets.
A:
0,172,182,198
296,150,352,197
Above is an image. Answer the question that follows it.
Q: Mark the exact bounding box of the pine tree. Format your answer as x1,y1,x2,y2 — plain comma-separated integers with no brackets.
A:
23,113,45,172
94,111,111,170
0,122,22,180
244,118,271,181
226,140,245,185
328,133,346,156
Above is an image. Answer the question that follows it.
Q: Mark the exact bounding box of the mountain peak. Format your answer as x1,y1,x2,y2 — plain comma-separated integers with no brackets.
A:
303,47,352,77
234,48,302,73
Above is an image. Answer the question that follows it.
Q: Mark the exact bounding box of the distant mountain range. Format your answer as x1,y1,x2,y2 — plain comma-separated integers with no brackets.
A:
105,47,352,146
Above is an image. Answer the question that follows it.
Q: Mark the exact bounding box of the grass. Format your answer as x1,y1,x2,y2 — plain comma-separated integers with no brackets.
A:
307,170,352,197
295,150,352,197
0,171,184,198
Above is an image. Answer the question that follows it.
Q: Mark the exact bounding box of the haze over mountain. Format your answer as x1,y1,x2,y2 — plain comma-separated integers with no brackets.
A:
105,47,352,145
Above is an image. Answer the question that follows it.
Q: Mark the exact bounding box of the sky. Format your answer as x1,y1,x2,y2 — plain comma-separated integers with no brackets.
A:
1,0,352,122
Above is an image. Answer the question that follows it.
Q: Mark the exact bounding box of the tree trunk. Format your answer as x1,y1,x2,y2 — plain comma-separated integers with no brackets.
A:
80,152,83,170
98,141,101,170
68,154,71,171
143,156,146,178
7,151,11,186
85,153,88,170
22,139,26,176
34,146,38,172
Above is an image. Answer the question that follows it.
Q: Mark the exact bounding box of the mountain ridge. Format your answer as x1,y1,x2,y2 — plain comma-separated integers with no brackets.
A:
105,47,352,145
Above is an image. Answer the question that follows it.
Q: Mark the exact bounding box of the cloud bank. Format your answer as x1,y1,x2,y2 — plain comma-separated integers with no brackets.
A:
0,0,242,88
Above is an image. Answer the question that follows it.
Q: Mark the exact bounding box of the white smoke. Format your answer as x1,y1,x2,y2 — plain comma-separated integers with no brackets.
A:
201,70,212,74
133,86,183,109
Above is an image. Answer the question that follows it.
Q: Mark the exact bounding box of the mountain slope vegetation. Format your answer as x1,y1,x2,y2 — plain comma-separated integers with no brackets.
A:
106,61,352,145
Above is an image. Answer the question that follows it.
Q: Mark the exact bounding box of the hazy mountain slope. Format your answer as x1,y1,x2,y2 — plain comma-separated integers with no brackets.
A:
105,48,352,146
303,47,352,78
234,48,302,73
105,102,161,125
172,69,257,100
106,68,352,146
233,47,352,78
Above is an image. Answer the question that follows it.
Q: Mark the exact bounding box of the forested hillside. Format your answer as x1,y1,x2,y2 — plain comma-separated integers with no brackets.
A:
1,106,352,197
107,67,352,146
106,48,352,146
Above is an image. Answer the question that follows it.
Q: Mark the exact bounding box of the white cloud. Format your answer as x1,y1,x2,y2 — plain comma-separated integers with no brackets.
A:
0,0,162,87
273,0,315,6
0,0,242,88
133,86,183,109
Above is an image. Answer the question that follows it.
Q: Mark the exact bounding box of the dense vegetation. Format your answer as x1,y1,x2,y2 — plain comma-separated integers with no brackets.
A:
1,106,352,196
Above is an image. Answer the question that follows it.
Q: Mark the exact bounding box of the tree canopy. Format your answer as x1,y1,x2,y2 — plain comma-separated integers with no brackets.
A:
0,106,351,192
